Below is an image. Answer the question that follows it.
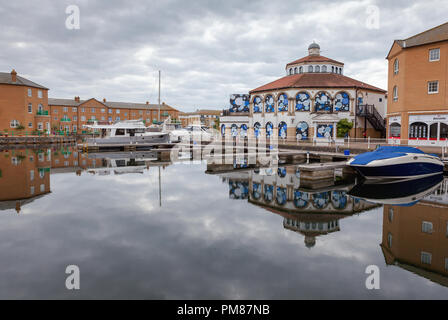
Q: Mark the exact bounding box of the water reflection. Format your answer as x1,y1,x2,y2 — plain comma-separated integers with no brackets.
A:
0,145,448,298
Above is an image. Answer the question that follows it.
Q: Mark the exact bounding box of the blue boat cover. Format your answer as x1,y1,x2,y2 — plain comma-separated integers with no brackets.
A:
351,146,425,166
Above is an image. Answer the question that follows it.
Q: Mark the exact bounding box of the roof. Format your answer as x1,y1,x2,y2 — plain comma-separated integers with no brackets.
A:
286,55,344,67
250,72,386,94
183,109,222,116
49,98,177,111
0,72,48,90
387,22,448,58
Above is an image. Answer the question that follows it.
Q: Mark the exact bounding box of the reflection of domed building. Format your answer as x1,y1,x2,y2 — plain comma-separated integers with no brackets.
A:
221,43,387,140
381,179,448,287
219,164,379,248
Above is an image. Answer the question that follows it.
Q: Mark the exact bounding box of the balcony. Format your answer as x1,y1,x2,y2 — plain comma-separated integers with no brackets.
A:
60,118,71,122
36,110,49,116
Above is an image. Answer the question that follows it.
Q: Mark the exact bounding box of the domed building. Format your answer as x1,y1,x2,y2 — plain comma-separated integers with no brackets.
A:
221,43,387,140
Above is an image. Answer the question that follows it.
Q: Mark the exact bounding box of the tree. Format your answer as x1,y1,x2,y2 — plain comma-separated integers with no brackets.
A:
337,118,354,138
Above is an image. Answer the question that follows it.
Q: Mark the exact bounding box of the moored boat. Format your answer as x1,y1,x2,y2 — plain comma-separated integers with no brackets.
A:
347,146,443,180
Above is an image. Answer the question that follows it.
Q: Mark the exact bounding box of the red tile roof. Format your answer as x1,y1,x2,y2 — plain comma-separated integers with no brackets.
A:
286,55,344,67
249,73,386,94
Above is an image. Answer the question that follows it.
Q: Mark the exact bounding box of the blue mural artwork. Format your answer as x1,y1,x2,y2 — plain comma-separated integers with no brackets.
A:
296,121,308,140
254,122,261,138
266,122,273,138
276,187,287,205
221,124,225,137
229,180,249,199
277,167,286,177
295,92,311,111
331,191,348,209
317,124,333,138
278,93,288,112
264,185,274,202
229,94,250,113
240,124,248,137
278,121,287,139
265,95,275,113
315,92,332,112
312,192,330,209
253,96,262,113
231,124,238,137
334,92,350,112
293,190,309,208
252,183,262,200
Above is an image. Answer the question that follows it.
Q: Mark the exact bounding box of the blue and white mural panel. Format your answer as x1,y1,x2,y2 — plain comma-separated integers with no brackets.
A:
230,94,250,113
316,124,333,138
296,92,311,111
253,96,262,113
334,92,350,112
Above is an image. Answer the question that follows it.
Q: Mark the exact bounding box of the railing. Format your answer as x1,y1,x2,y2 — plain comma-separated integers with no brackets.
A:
36,110,49,116
60,118,71,122
356,104,386,134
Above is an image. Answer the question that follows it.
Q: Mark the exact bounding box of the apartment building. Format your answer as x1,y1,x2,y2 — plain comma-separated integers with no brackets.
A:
386,22,448,146
0,70,50,133
179,109,221,128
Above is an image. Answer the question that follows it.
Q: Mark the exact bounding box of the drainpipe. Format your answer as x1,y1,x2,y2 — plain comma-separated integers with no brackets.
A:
354,88,358,139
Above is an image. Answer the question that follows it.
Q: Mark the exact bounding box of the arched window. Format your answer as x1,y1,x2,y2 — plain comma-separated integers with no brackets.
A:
331,191,347,209
299,66,303,73
254,122,261,138
296,121,309,140
294,67,298,74
315,92,332,112
409,122,428,139
252,183,262,200
278,93,288,112
264,185,274,203
334,92,350,112
332,66,334,73
394,59,399,75
312,192,330,209
240,124,248,137
295,92,311,111
315,65,320,73
278,121,287,139
220,124,226,136
276,187,287,205
231,124,238,137
266,122,273,138
308,65,313,73
393,86,398,101
389,122,401,138
441,123,448,140
253,96,262,113
322,65,327,72
265,95,275,113
294,190,309,208
289,68,293,75
430,123,438,140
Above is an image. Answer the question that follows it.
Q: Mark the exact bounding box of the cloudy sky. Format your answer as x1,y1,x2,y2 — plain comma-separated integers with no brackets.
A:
1,0,447,112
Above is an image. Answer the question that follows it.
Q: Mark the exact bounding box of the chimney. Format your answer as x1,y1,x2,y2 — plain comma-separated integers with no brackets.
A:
74,96,80,102
103,98,106,103
11,69,17,82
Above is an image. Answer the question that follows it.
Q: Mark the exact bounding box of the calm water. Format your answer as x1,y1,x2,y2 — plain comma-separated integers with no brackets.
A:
0,146,448,299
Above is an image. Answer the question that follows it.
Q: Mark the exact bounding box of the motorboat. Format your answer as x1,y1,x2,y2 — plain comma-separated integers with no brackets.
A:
348,174,444,206
83,120,170,145
347,146,443,180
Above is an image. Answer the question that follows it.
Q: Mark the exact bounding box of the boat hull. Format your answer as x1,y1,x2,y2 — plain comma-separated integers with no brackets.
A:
87,133,170,145
351,161,443,179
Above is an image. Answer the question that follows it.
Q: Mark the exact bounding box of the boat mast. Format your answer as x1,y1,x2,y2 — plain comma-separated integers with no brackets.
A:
158,70,161,123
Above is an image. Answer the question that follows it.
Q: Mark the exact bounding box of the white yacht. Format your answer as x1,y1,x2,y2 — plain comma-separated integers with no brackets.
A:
84,120,170,145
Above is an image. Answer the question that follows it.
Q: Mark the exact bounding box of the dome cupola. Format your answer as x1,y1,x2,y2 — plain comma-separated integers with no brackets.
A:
308,42,320,56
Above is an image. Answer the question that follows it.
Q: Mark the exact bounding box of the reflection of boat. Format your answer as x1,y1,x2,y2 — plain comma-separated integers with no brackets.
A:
348,174,444,205
84,120,170,145
347,146,443,180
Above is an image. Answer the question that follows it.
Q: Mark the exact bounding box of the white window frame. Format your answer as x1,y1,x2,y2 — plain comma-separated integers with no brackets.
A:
421,251,432,265
10,120,19,128
394,59,399,74
393,86,398,101
28,103,32,113
27,88,32,97
38,90,43,98
28,122,33,128
428,81,439,94
429,48,440,62
422,221,433,233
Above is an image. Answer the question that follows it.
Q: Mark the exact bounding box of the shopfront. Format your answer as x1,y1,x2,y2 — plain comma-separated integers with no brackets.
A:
408,114,448,146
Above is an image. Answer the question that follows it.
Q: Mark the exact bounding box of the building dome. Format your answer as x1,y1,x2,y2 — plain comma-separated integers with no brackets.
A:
308,42,321,56
308,42,320,50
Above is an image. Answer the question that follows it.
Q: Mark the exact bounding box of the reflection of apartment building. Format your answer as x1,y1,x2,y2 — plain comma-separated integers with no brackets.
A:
0,69,182,134
386,22,448,146
220,43,387,140
220,164,378,248
0,70,50,133
381,180,448,287
179,109,221,128
0,148,51,213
